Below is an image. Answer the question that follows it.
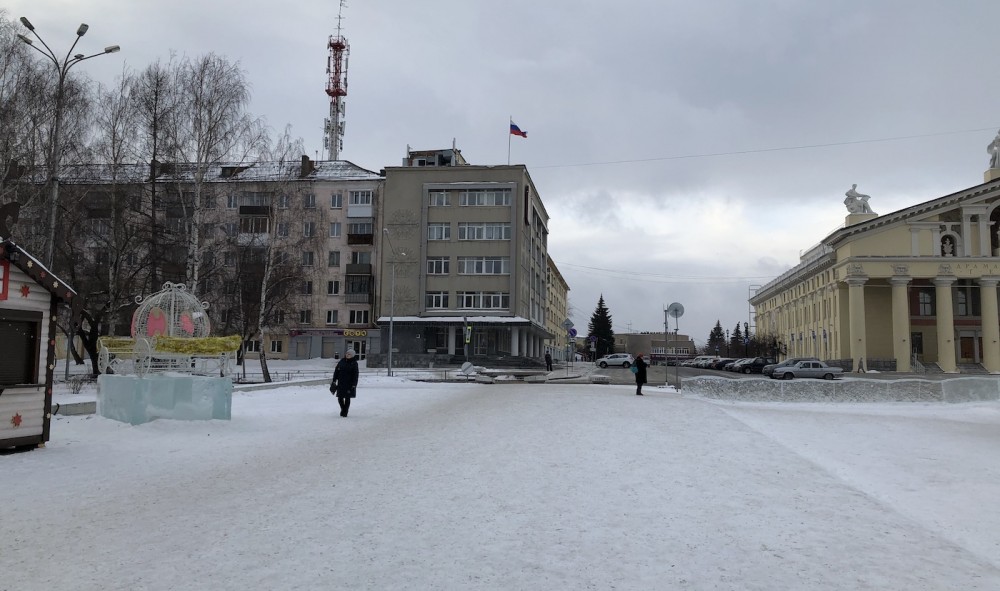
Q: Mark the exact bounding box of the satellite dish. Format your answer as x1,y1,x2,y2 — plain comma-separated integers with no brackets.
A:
666,302,685,319
460,361,475,375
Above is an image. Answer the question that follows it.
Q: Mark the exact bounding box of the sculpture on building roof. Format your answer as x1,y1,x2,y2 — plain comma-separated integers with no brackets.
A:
989,130,1000,169
844,184,875,214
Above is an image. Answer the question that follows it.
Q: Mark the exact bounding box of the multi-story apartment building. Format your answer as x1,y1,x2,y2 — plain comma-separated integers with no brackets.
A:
370,147,554,366
545,254,571,361
614,332,697,363
9,156,382,361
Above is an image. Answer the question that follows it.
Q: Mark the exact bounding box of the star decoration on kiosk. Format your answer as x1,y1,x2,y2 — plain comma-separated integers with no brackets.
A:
19,284,29,297
10,413,22,427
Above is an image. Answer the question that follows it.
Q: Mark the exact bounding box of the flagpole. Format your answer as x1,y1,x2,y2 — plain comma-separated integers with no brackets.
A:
507,116,512,165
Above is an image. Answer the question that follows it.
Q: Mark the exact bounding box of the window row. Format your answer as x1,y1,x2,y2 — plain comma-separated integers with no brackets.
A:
428,189,511,207
424,291,510,309
426,256,510,275
427,222,511,241
294,309,369,325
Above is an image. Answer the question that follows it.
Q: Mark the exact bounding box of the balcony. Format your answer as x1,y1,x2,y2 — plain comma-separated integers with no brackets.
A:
345,292,372,304
347,232,373,245
345,263,372,275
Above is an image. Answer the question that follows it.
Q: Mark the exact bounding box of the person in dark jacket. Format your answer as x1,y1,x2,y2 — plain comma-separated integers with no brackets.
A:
331,348,360,417
634,353,648,395
544,352,553,371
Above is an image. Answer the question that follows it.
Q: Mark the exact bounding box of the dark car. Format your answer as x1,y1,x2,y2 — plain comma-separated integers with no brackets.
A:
738,357,778,374
710,358,736,370
762,357,820,377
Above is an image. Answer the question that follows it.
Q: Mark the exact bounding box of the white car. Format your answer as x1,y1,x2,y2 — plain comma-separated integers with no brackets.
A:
595,353,635,368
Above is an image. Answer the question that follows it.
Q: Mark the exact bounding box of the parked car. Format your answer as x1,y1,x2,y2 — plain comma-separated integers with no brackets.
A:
762,357,820,377
770,360,843,380
738,357,778,374
595,353,634,368
727,358,752,372
709,358,735,370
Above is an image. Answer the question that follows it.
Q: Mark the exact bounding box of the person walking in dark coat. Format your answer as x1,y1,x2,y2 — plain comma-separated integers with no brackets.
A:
634,353,648,395
544,352,553,371
331,348,360,417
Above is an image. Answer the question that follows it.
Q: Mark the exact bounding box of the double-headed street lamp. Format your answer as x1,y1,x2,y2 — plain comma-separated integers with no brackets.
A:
17,17,120,268
383,229,406,377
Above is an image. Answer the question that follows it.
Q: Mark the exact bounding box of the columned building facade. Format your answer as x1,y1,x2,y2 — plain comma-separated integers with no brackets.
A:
752,177,1000,373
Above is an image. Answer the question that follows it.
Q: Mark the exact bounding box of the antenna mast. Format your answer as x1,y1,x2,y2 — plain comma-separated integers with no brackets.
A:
324,1,350,160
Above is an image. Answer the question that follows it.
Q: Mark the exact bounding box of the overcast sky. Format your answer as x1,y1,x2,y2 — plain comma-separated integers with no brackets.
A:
8,1,1000,345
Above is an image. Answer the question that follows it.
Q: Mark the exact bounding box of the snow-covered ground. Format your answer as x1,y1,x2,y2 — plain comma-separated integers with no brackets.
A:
3,360,999,590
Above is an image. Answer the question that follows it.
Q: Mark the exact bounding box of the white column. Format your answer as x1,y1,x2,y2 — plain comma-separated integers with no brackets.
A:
511,327,520,356
448,326,457,355
889,276,911,372
934,276,957,373
962,214,972,256
978,277,1000,373
847,276,868,372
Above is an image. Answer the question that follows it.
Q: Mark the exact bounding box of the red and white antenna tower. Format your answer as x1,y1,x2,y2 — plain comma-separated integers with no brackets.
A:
324,1,350,160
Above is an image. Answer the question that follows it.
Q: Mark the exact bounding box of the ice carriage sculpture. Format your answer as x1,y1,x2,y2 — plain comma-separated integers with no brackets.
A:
96,283,239,425
97,282,241,377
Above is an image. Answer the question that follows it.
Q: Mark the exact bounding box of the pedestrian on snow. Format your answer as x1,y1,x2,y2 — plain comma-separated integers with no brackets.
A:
634,353,648,395
544,352,553,371
331,348,360,417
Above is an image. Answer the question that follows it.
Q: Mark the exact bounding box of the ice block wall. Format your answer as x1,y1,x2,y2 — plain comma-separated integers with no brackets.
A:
97,374,233,425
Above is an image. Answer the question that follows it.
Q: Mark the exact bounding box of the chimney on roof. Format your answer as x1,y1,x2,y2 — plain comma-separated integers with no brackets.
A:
300,155,315,178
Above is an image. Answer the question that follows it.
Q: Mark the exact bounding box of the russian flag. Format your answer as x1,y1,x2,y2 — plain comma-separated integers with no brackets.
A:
510,122,527,138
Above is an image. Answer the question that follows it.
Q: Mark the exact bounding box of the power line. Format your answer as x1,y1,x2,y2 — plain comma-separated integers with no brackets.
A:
533,126,1000,170
556,261,776,284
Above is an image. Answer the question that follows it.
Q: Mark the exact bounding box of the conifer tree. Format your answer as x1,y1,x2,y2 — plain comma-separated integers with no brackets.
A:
587,295,615,358
706,320,725,355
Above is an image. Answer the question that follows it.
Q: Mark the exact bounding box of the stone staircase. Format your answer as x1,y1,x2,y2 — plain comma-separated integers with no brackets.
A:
957,363,989,374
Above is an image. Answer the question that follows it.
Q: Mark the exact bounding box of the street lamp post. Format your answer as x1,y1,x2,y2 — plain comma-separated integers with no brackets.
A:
17,17,120,269
725,329,730,357
383,229,405,377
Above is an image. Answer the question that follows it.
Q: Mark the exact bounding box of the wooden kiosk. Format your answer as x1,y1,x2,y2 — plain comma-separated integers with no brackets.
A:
0,239,82,449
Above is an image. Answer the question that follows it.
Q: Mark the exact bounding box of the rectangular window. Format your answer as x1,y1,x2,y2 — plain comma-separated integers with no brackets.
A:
425,292,449,308
299,310,312,324
270,340,283,353
348,190,373,205
427,257,449,274
428,223,450,241
304,193,316,208
349,310,369,324
329,222,342,237
303,221,315,237
201,194,216,209
302,280,313,295
428,191,450,206
245,340,261,353
277,222,290,237
918,289,934,316
227,195,239,209
327,280,340,295
459,189,511,206
221,222,238,237
326,310,339,325
348,222,373,235
458,256,510,274
302,251,314,266
224,252,236,267
277,194,290,209
457,223,511,240
328,250,341,267
456,291,510,310
240,216,268,234
350,251,372,265
331,192,343,208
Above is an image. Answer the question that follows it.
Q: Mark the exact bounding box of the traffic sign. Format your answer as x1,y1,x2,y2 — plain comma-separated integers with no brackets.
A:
568,328,578,337
588,336,597,342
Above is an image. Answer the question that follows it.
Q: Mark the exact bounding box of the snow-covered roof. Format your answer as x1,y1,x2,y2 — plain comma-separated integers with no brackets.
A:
18,159,382,185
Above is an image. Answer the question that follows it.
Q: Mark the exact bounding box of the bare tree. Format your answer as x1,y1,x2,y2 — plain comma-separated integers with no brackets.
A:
161,53,264,294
